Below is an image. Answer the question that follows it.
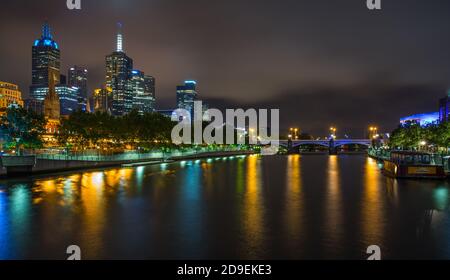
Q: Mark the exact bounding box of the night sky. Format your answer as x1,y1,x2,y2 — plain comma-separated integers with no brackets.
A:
1,0,450,137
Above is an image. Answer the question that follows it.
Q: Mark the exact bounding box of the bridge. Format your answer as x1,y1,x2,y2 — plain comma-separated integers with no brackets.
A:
274,139,373,154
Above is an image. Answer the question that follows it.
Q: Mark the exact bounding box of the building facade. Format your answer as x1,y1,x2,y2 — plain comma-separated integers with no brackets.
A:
130,70,156,114
439,92,450,123
106,23,134,116
30,22,61,100
176,81,198,117
400,112,440,127
29,85,80,116
0,82,24,116
68,66,88,112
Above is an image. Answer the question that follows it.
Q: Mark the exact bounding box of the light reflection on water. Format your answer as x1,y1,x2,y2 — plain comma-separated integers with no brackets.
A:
0,155,450,259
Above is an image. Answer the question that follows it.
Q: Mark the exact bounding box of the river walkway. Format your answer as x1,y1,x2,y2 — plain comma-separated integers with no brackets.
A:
0,149,255,178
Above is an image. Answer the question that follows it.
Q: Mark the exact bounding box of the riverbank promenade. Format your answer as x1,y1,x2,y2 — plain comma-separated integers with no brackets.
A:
0,146,255,177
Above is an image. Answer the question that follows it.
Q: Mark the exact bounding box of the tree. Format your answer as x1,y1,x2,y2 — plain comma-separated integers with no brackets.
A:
57,110,176,152
389,120,450,151
0,106,46,154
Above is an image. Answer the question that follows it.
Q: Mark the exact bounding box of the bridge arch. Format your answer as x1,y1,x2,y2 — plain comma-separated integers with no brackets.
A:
291,142,330,148
333,141,371,148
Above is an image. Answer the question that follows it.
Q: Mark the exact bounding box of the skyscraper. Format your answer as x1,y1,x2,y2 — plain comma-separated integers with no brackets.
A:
177,81,198,117
68,66,88,111
130,70,156,114
106,23,133,116
30,22,60,100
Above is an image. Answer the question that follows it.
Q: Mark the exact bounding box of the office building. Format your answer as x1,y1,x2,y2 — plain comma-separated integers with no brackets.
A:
176,80,198,117
130,70,156,114
106,23,133,116
30,22,60,99
68,66,88,111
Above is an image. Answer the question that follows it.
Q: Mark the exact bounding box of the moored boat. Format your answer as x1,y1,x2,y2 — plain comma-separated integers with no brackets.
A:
383,151,446,179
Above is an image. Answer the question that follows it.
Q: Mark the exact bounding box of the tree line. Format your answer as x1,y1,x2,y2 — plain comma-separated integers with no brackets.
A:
56,110,176,151
389,121,450,151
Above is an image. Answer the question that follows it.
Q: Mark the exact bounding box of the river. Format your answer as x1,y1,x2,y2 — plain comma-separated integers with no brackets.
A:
0,154,450,259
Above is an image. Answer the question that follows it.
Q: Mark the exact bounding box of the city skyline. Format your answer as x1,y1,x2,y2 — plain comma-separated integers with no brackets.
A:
2,0,450,136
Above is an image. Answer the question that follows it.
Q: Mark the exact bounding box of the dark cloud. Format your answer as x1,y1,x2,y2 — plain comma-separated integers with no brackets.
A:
204,83,446,137
1,0,450,136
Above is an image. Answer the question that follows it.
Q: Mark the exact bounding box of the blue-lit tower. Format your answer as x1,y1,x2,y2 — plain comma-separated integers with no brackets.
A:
30,22,61,100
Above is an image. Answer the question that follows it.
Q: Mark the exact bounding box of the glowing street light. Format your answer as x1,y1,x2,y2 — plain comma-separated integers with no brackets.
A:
329,126,337,138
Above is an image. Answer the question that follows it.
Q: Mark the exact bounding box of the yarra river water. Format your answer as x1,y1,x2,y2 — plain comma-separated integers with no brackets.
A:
1,154,450,259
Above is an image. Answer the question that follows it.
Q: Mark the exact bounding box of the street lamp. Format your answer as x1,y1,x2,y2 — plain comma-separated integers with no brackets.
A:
329,126,337,138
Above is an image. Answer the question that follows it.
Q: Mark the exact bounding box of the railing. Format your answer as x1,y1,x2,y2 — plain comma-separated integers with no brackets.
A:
368,148,450,172
368,148,390,160
35,146,249,162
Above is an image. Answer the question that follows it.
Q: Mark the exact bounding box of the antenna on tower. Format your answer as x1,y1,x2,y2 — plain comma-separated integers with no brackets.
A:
42,21,52,39
116,22,123,52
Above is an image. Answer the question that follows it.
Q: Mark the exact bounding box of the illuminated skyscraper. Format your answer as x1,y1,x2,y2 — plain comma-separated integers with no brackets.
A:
68,66,88,111
106,23,133,116
30,22,60,100
177,81,198,116
130,70,156,114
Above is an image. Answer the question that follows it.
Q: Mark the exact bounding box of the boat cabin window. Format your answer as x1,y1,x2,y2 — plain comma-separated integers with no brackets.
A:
391,153,431,165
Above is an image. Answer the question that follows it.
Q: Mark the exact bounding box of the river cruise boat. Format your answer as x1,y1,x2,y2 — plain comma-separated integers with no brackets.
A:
383,151,446,179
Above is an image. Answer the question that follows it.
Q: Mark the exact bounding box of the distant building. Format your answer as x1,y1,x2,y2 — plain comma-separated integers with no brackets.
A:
439,91,450,123
24,98,43,115
0,82,24,116
177,81,198,116
30,22,61,100
68,66,88,111
130,70,156,114
400,112,440,127
30,85,80,116
106,23,134,116
92,86,113,113
157,109,177,119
